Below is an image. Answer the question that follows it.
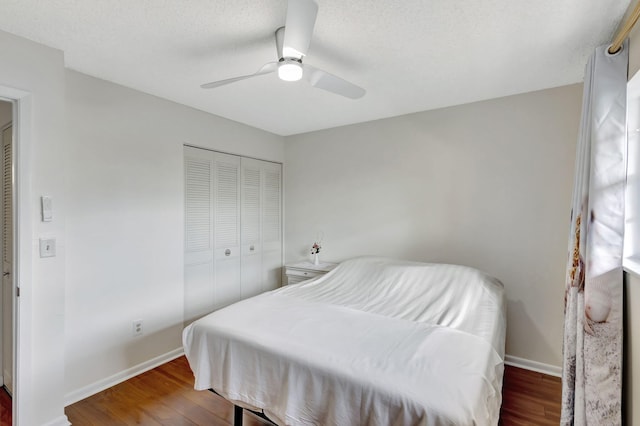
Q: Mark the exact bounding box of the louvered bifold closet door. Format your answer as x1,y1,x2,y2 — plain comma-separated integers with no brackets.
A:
184,147,215,323
1,124,13,393
2,126,11,275
241,158,263,298
184,147,281,321
261,161,282,291
213,153,241,308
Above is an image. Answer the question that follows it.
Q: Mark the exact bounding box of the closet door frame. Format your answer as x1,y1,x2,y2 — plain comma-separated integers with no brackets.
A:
183,145,283,320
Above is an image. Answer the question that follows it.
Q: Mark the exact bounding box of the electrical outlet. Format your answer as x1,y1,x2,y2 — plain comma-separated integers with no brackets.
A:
39,238,56,258
132,319,143,337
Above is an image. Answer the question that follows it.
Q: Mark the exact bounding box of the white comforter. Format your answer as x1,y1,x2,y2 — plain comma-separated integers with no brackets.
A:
183,257,506,425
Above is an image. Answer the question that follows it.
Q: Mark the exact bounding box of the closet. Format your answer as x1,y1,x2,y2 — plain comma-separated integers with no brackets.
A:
184,146,282,324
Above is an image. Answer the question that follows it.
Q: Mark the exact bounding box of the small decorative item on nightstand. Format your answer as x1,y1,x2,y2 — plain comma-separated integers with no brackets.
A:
284,260,338,285
310,242,321,265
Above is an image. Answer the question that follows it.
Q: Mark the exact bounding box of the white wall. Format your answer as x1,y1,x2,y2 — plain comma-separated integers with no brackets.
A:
0,30,67,426
623,1,640,79
285,84,582,367
64,70,284,400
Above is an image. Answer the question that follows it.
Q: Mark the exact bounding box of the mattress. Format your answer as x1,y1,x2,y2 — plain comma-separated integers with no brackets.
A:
183,257,506,425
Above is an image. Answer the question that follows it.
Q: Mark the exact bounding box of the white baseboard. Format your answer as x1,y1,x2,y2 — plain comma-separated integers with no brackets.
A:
64,347,184,407
41,415,71,426
505,354,562,377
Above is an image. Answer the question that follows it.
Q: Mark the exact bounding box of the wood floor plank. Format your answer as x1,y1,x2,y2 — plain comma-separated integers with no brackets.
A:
0,389,10,426
500,365,562,425
133,377,228,425
66,357,562,425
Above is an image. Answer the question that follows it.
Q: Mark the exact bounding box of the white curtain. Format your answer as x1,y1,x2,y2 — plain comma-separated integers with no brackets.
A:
561,41,628,424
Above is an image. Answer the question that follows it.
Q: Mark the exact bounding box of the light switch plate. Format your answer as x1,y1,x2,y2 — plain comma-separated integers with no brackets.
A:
41,196,53,222
39,238,56,258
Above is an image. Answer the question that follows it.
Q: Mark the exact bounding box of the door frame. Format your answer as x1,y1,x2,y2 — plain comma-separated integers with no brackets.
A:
0,87,34,426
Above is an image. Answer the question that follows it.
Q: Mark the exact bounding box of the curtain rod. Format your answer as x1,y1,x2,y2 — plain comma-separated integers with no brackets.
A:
609,1,640,53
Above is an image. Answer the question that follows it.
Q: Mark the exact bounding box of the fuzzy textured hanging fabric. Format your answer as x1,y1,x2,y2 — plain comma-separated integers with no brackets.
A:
561,41,628,424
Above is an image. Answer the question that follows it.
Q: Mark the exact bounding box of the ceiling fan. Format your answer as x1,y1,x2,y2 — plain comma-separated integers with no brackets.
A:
201,0,366,99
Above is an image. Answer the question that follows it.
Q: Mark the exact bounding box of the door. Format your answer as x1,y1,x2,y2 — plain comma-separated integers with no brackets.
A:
184,148,215,324
1,123,12,395
261,161,282,291
184,147,281,321
184,148,242,321
241,158,263,298
240,158,282,297
213,153,241,308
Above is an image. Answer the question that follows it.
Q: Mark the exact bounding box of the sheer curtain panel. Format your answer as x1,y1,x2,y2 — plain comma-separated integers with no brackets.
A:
561,41,628,424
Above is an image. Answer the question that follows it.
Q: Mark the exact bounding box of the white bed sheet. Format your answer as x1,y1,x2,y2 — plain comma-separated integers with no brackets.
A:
183,257,506,425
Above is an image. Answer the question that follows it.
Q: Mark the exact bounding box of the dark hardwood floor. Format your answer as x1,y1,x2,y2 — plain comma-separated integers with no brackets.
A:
0,388,10,426
66,356,562,425
500,365,562,425
66,357,263,426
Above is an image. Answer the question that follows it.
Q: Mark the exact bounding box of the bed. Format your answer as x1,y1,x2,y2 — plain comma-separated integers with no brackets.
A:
183,257,506,425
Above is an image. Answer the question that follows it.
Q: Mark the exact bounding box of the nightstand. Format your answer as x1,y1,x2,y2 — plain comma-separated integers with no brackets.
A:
284,261,338,285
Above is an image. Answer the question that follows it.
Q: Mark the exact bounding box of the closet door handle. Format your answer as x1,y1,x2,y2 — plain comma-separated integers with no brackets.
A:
250,245,255,252
225,249,231,256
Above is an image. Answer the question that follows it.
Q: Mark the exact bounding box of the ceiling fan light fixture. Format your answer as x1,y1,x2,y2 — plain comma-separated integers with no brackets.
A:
200,0,365,98
278,60,303,82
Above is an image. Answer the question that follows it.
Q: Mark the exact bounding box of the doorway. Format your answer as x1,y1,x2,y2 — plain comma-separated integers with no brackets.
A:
0,99,14,424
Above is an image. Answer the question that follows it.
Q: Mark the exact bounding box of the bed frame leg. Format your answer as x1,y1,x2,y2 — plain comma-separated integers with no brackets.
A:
234,404,243,426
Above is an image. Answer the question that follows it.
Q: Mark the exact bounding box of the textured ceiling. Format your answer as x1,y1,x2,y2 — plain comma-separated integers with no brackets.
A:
0,0,631,135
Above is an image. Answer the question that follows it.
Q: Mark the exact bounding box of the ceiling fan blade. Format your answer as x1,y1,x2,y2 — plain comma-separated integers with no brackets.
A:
303,64,366,99
201,62,278,89
283,0,318,58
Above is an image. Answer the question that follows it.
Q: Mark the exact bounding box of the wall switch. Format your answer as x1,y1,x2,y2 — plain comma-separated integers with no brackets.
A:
41,196,53,222
132,319,143,336
39,238,56,258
